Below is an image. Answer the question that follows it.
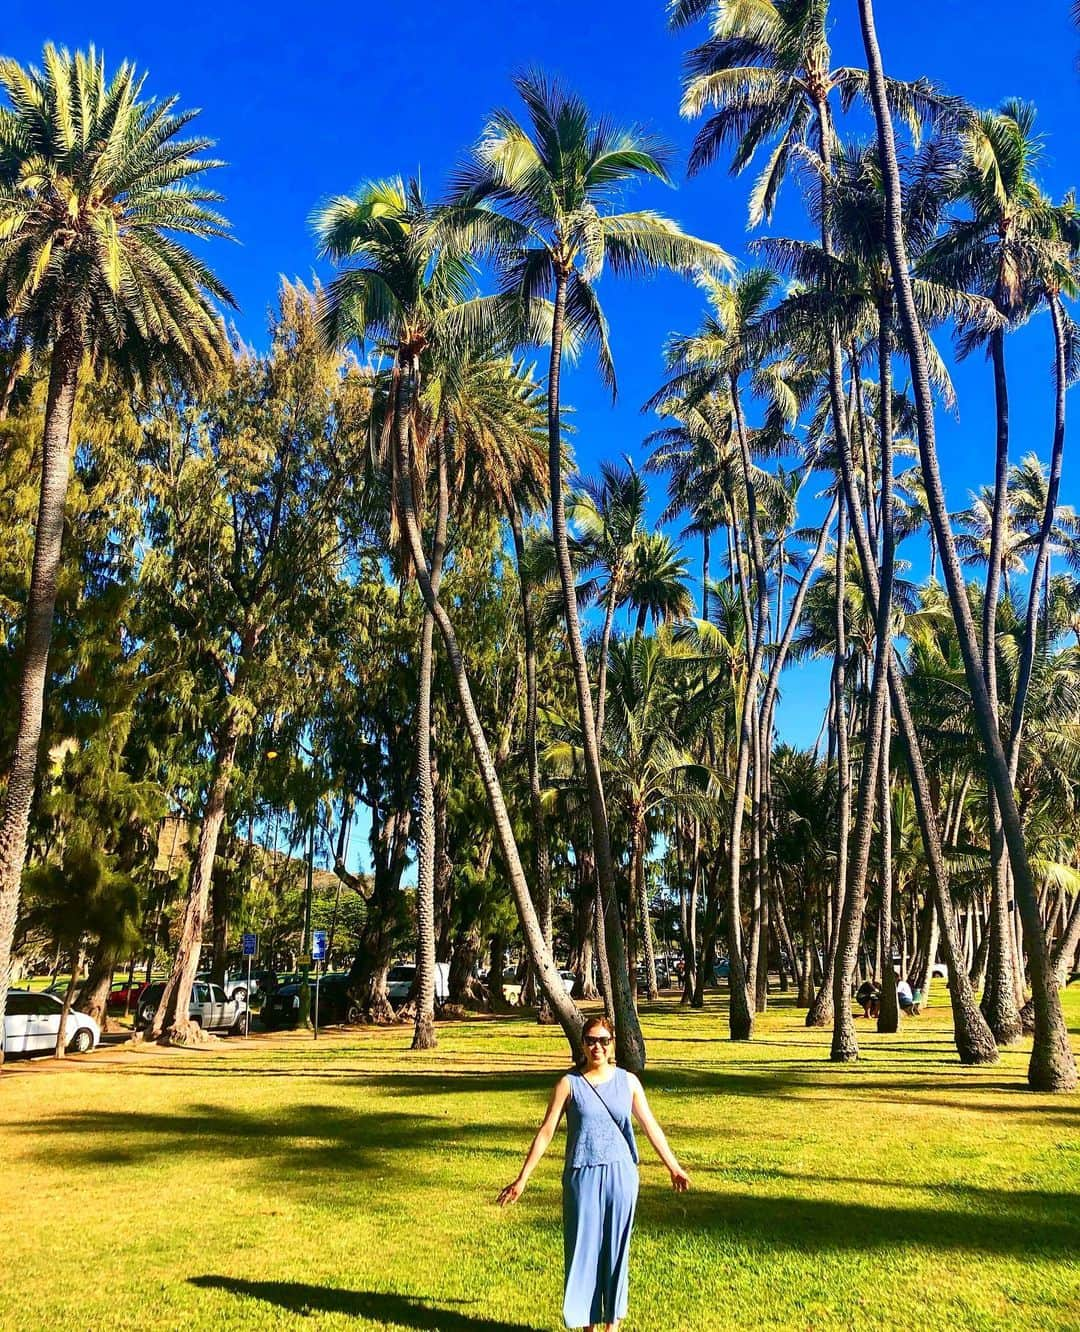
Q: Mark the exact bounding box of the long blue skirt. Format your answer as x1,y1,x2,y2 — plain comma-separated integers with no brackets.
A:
562,1161,639,1328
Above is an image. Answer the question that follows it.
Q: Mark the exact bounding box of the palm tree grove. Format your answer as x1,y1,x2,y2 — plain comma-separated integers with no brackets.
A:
2,4,1079,1330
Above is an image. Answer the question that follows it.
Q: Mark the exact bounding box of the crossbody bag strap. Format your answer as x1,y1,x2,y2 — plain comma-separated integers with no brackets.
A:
580,1072,635,1162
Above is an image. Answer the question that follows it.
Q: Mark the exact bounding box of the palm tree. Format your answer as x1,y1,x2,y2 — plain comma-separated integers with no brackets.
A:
670,0,947,224
856,0,1077,1090
0,46,233,1056
314,178,586,1059
645,391,737,615
569,459,692,737
446,72,730,1071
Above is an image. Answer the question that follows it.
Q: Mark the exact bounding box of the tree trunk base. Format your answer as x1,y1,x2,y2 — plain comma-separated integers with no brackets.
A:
368,994,399,1025
830,1023,859,1062
159,1021,217,1048
411,1011,437,1050
805,998,832,1027
1018,997,1035,1037
953,1022,999,1066
536,1000,558,1025
1027,1019,1079,1092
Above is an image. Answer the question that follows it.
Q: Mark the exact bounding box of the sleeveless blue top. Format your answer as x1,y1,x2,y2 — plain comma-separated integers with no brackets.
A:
564,1068,639,1171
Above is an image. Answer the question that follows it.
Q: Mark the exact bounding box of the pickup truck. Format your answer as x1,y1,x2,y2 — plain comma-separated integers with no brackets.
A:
136,981,247,1034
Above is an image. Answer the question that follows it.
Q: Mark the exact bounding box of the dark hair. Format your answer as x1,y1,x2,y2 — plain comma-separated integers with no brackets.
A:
578,1015,616,1068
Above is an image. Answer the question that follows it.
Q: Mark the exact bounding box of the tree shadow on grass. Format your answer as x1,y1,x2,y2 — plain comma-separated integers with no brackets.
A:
633,1183,1080,1259
189,1276,543,1331
28,1102,520,1183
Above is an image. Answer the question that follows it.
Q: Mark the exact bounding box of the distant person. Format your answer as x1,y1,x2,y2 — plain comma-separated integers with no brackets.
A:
497,1014,690,1331
855,980,880,1019
896,978,919,1014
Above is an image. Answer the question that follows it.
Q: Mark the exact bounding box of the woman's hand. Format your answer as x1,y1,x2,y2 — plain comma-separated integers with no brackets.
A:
668,1164,691,1193
497,1178,525,1206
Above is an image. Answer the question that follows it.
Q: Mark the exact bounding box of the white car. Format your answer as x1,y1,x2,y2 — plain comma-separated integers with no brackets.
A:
2,990,101,1057
385,963,450,1005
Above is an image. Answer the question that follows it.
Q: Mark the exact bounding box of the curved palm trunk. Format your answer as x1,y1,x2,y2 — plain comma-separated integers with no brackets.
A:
0,327,82,1064
509,508,554,1023
412,424,449,1052
1052,894,1080,988
858,0,1074,1090
393,371,585,1064
547,270,643,1071
725,377,769,1040
1008,293,1069,769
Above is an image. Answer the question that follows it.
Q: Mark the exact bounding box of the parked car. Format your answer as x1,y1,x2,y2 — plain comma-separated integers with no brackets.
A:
261,973,364,1029
713,958,731,980
195,971,250,1004
385,962,450,1006
135,981,247,1034
559,969,577,994
635,964,672,991
106,978,148,1011
1,990,100,1056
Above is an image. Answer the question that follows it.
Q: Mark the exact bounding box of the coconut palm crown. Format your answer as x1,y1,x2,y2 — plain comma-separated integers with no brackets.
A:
445,70,733,394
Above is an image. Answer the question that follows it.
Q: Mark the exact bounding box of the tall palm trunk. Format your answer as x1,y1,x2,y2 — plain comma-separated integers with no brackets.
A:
875,315,899,1036
725,376,769,1040
150,711,242,1043
807,503,850,1028
547,269,644,1070
595,585,619,760
392,361,585,1063
630,804,658,1001
981,326,1023,1043
0,326,82,1062
412,424,449,1052
827,290,994,1063
831,407,892,1063
509,508,554,1022
876,699,900,1032
857,0,1075,1090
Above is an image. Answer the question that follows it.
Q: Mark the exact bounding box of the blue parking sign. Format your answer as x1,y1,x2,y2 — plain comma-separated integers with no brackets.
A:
312,929,327,962
241,932,257,957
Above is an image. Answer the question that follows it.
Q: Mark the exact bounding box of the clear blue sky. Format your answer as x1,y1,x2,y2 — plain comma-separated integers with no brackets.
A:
6,0,1079,777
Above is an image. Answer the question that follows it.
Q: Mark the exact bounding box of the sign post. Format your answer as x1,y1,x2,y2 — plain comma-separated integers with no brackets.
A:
241,933,258,1037
312,929,327,1040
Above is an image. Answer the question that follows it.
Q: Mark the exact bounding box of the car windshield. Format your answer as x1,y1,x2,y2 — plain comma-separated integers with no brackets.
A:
387,966,414,981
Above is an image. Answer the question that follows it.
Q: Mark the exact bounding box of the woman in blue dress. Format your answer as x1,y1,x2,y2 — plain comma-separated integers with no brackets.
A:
498,1015,690,1331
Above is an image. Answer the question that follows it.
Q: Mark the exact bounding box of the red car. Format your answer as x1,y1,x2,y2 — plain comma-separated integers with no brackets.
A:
106,978,148,1011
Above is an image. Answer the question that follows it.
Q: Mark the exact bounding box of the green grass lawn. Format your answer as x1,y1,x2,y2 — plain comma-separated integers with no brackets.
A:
2,986,1078,1332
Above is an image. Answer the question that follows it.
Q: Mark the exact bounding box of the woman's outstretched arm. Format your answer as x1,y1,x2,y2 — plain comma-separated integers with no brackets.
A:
498,1075,572,1205
628,1074,690,1191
